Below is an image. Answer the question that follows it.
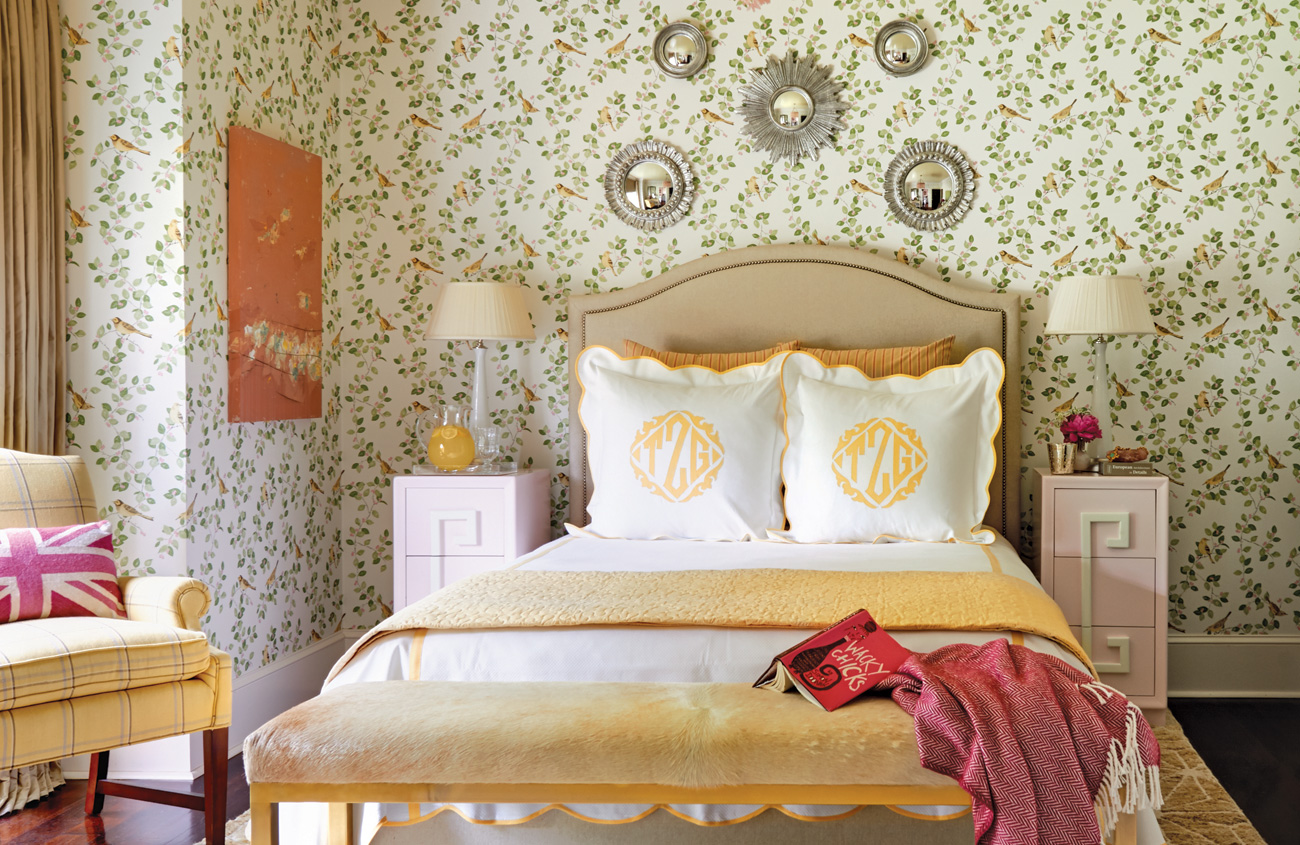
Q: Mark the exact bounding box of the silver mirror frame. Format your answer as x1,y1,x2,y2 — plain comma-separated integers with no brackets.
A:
603,140,695,231
653,22,708,79
883,140,976,231
738,51,847,166
875,20,929,77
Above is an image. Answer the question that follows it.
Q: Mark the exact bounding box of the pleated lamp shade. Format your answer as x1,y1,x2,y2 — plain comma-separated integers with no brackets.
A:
424,282,536,341
1045,275,1156,336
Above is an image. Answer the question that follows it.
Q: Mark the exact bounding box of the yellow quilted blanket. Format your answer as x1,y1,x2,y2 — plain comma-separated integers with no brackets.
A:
329,569,1093,683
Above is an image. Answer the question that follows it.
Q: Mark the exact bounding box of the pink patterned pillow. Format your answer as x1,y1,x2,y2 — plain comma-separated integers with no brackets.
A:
0,521,126,623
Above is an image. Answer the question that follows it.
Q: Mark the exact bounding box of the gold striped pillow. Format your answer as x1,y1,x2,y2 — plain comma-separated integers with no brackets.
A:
623,339,799,371
799,335,955,377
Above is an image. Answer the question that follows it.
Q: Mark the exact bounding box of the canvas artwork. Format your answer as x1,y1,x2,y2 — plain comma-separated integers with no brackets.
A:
227,127,323,422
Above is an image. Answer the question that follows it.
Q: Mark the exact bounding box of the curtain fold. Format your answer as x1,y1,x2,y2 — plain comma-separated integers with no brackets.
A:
0,0,70,813
0,0,66,455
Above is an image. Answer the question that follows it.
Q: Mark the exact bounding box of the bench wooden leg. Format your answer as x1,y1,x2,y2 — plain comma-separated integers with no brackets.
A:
84,750,110,815
250,793,279,845
328,802,354,845
203,727,230,844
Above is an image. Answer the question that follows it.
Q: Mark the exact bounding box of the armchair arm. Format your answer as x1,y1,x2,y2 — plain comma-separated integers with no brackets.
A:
118,576,212,631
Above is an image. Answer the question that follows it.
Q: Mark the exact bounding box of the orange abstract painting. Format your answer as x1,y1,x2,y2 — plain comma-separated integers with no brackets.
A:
227,127,323,422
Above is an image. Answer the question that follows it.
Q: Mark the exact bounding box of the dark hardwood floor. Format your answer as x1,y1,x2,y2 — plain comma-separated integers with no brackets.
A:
1169,697,1300,845
1,702,1295,844
0,757,249,845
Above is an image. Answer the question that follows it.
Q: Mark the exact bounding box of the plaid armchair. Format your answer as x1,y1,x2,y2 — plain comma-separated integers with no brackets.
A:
0,449,231,842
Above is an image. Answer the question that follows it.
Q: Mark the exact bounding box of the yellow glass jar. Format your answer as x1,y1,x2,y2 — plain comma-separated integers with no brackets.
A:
428,423,475,470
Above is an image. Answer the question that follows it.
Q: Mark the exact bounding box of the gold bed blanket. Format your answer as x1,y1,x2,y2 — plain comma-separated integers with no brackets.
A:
328,568,1094,683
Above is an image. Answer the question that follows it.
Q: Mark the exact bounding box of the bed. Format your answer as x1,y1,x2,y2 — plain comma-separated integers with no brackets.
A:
276,245,1163,844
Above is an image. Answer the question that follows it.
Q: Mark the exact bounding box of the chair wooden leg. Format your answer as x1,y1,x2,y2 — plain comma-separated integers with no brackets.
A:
204,727,230,845
85,749,110,815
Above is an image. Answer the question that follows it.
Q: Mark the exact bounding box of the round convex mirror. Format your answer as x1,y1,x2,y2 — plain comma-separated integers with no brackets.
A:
604,140,695,230
771,87,814,129
663,34,698,71
624,160,674,211
903,161,954,211
653,22,709,79
875,20,929,77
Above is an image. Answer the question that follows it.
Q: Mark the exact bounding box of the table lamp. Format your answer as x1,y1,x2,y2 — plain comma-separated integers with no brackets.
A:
1044,275,1156,464
424,281,536,430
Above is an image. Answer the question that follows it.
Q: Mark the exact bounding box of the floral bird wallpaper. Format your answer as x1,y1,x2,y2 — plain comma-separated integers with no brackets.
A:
63,0,1299,675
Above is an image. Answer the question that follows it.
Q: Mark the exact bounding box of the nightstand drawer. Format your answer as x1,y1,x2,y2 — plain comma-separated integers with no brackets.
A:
405,488,505,557
1069,625,1155,697
1053,489,1156,558
1045,557,1157,627
405,555,506,598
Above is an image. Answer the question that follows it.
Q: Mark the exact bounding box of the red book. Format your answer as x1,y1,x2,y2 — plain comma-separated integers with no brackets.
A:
753,609,912,711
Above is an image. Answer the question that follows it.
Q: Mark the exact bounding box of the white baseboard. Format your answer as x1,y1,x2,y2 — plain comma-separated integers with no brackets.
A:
62,630,363,780
1169,634,1300,697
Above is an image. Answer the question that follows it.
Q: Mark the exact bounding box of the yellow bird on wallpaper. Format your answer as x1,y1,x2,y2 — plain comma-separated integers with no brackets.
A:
999,250,1031,268
1194,244,1213,266
848,33,870,49
1204,466,1227,487
454,181,469,201
553,38,585,56
215,298,227,321
1196,538,1214,560
1154,323,1182,339
1148,175,1181,192
747,176,764,196
333,472,343,493
331,42,341,57
165,36,181,62
520,94,538,114
374,24,392,45
1265,595,1284,617
997,104,1030,121
895,246,908,263
745,31,761,54
310,479,324,495
377,456,395,475
462,109,485,131
598,106,614,128
263,646,272,664
234,68,251,92
213,120,226,148
410,257,441,274
331,186,341,203
260,483,269,504
110,135,150,155
1265,447,1284,470
69,207,91,229
238,575,256,593
264,562,277,587
1195,391,1212,413
1052,245,1077,268
1053,393,1078,413
556,327,569,341
1263,8,1281,27
1112,228,1133,250
179,496,196,522
606,34,630,56
167,219,183,244
555,183,587,201
1201,24,1226,45
850,179,880,196
1193,97,1213,121
557,472,570,488
452,36,468,60
1203,318,1228,340
68,385,92,411
1109,82,1131,104
410,114,440,131
217,470,228,495
521,238,540,258
114,499,153,521
960,11,980,33
1262,153,1282,175
289,75,299,97
1044,172,1061,197
175,135,192,156
600,251,614,271
375,312,396,331
295,543,304,560
1051,99,1076,121
894,101,910,126
463,253,487,274
1204,612,1231,634
1202,171,1226,192
520,383,540,403
306,26,321,49
1264,300,1282,322
1113,375,1134,397
375,168,395,188
310,629,322,642
1042,25,1059,51
177,317,193,338
331,329,342,348
334,614,345,632
112,316,152,338
700,109,733,126
67,24,89,45
1147,28,1180,45
410,401,431,415
260,84,273,100
380,600,394,617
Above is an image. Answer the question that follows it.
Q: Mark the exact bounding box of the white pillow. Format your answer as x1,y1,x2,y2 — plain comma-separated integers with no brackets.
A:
575,346,788,540
779,348,1004,544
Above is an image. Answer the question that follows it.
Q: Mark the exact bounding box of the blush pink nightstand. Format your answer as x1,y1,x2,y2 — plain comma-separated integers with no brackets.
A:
1034,468,1170,724
393,469,552,610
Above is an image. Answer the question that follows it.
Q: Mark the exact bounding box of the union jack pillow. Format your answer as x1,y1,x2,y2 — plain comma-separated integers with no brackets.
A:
0,521,126,623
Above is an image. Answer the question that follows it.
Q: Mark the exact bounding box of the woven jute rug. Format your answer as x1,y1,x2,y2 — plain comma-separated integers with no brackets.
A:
203,715,1265,845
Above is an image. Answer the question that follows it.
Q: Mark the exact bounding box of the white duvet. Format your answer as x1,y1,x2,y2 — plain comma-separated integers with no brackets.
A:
279,534,1164,845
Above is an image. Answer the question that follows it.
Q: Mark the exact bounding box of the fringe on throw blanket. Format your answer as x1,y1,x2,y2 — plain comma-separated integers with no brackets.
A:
1084,681,1163,841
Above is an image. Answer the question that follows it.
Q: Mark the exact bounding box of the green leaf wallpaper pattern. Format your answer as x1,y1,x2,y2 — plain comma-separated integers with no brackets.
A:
60,0,1299,679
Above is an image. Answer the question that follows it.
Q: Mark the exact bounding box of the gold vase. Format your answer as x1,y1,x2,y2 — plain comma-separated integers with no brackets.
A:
1048,443,1077,475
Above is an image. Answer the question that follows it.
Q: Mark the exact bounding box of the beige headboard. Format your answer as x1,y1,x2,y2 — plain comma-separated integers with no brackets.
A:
566,244,1022,547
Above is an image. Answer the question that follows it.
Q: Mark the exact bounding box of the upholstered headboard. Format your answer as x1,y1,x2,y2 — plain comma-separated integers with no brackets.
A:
566,245,1021,547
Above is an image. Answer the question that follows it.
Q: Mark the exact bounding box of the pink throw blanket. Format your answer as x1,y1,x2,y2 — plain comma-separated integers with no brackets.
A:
876,640,1162,845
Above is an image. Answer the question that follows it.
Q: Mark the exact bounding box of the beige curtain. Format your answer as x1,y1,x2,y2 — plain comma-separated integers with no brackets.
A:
0,0,66,455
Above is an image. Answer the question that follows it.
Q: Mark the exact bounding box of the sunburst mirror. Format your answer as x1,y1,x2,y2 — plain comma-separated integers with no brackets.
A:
883,140,976,231
738,51,847,166
603,140,695,231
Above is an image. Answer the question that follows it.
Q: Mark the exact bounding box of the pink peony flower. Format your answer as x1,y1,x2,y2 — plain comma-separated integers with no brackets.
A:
1060,412,1102,444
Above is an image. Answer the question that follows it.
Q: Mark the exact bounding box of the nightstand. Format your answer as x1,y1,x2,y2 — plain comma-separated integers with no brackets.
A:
1034,468,1170,723
393,469,552,610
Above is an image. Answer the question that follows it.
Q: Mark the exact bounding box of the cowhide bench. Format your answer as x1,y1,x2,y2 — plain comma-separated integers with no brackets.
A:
243,680,1139,845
